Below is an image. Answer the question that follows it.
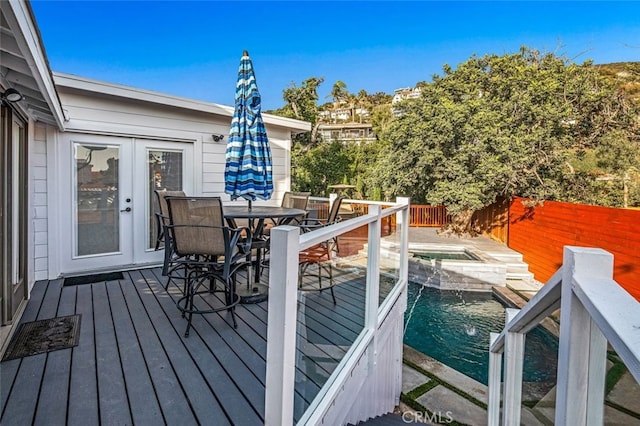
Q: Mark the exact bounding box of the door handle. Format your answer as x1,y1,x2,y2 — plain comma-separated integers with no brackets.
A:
120,207,132,212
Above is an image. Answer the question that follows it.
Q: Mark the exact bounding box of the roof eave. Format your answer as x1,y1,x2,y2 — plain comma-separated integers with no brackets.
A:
53,72,311,133
5,0,66,129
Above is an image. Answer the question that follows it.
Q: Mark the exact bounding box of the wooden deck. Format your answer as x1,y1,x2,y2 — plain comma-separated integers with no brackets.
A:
0,266,375,425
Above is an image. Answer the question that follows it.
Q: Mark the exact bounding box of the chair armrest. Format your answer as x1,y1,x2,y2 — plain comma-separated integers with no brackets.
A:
231,226,252,255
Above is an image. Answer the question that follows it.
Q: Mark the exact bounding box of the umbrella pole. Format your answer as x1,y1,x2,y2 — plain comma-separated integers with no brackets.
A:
248,199,252,211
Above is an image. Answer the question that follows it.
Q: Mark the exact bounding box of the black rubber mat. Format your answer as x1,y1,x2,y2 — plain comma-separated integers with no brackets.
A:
2,315,81,361
63,271,123,286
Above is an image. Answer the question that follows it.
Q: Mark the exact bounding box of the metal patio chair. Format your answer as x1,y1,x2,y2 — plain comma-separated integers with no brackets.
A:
154,190,188,290
154,189,186,251
297,195,345,303
165,196,251,337
260,191,312,277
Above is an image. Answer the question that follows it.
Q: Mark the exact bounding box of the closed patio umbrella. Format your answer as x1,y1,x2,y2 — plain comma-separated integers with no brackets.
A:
225,50,273,208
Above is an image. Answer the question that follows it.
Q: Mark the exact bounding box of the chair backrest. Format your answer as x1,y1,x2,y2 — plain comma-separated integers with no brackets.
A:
327,195,346,224
166,196,226,256
281,191,311,210
155,190,186,222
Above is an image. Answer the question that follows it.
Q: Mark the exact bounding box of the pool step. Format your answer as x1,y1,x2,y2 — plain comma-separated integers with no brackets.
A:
485,251,525,263
503,262,535,282
506,271,535,281
485,251,534,282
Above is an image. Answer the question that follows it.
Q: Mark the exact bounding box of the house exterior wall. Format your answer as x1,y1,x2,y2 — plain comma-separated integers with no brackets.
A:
56,87,293,201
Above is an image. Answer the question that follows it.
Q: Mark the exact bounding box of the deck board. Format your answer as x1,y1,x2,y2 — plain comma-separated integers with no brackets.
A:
1,279,65,425
33,283,76,425
119,271,196,425
138,269,263,424
93,281,133,425
0,265,372,425
66,284,99,426
109,278,165,425
125,272,231,425
0,280,47,416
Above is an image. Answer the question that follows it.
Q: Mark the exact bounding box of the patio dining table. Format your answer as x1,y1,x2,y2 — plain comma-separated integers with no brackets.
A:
224,205,307,303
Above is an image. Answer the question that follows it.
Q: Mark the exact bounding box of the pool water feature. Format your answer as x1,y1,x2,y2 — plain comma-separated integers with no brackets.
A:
403,282,558,385
408,245,507,291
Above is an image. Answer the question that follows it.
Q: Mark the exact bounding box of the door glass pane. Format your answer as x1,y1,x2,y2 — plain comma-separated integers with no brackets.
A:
75,144,119,256
11,120,25,284
148,150,183,249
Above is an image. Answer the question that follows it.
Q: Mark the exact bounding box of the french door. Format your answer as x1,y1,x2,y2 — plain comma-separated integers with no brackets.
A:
59,135,193,274
1,107,27,325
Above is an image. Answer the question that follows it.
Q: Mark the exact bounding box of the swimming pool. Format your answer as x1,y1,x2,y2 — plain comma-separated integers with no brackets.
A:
403,282,558,385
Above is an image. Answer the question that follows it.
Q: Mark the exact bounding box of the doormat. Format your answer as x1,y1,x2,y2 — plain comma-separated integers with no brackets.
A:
63,272,124,286
2,315,81,362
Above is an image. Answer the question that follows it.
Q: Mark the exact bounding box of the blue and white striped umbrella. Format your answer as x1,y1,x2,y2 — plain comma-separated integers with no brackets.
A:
224,50,273,204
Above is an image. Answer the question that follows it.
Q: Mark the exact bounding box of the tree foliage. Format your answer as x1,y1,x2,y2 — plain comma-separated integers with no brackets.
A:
268,77,325,147
375,48,639,221
291,141,352,196
271,50,639,221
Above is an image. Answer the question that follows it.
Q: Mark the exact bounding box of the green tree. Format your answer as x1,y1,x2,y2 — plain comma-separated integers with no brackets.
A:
270,77,325,147
595,130,640,207
376,48,639,233
291,141,352,196
328,80,348,123
356,89,370,123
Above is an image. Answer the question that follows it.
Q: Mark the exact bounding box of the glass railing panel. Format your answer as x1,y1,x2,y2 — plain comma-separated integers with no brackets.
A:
307,199,330,221
603,346,640,424
519,322,559,423
293,228,368,422
379,212,401,306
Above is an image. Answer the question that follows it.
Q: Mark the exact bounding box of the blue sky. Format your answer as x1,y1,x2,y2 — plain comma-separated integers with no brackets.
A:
31,1,640,111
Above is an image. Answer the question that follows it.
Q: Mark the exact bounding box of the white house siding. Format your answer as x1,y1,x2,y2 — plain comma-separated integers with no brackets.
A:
201,129,291,201
31,123,50,285
56,84,293,203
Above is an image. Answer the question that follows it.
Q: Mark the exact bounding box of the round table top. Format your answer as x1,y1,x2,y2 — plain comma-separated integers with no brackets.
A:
224,205,307,219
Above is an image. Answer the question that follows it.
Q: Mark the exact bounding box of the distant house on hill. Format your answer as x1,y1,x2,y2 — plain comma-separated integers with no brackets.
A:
318,122,376,144
392,87,422,104
392,87,422,116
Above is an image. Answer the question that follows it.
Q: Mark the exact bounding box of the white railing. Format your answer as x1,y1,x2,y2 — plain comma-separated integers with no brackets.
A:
265,196,410,425
488,246,640,425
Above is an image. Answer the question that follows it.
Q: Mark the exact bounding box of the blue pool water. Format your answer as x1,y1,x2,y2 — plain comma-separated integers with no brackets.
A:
403,282,558,385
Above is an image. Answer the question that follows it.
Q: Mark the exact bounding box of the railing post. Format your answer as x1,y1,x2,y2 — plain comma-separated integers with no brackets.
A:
502,308,524,426
265,225,300,426
555,247,611,425
487,332,502,426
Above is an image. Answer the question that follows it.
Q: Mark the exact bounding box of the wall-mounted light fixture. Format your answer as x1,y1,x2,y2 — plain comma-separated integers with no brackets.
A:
1,88,24,104
212,133,224,142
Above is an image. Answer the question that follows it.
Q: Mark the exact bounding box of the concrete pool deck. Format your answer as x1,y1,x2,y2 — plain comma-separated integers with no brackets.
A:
401,342,640,425
396,228,640,425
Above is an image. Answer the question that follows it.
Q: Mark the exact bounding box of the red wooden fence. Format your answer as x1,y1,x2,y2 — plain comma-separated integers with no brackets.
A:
409,205,451,227
471,197,509,243
508,196,640,301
